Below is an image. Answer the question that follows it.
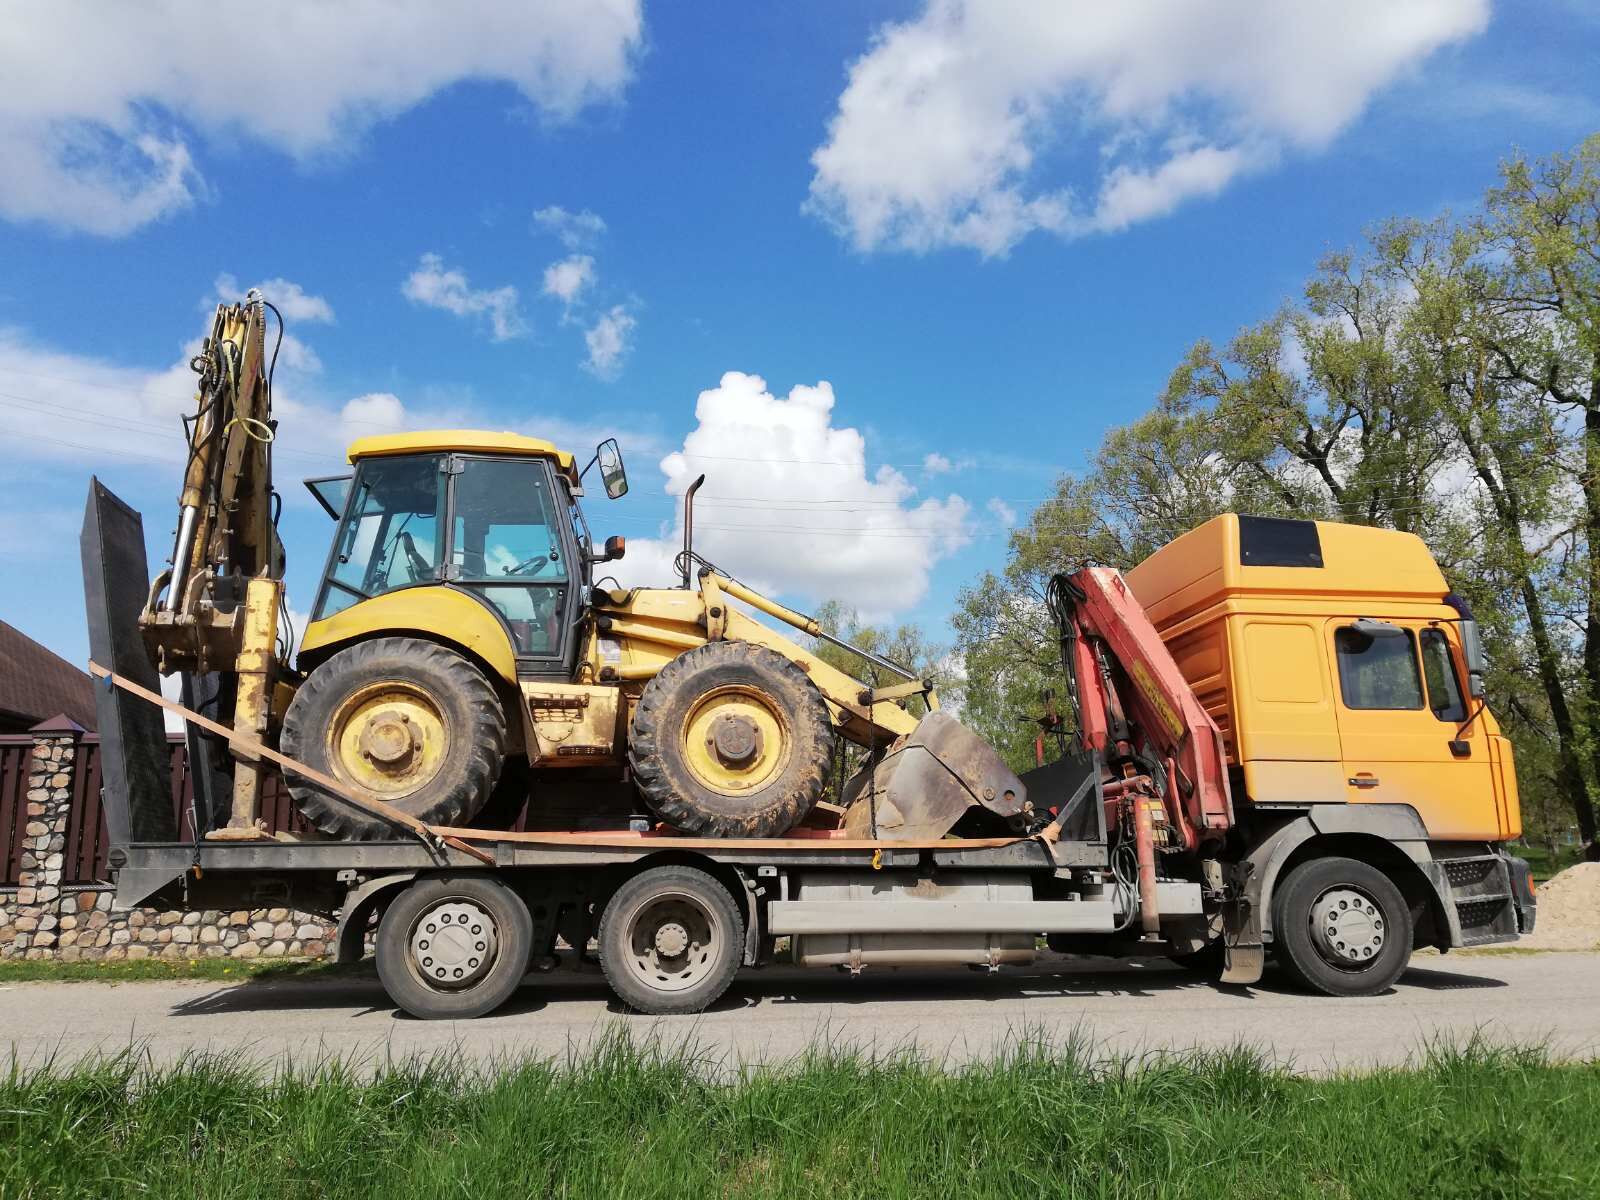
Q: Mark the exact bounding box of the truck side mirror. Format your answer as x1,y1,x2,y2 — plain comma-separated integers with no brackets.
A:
591,535,626,564
1460,618,1487,698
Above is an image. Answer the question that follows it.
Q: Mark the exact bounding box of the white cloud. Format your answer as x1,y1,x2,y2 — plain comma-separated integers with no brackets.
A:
808,0,1487,256
611,371,970,614
542,255,596,310
923,452,953,474
402,254,527,342
532,205,608,249
210,274,335,324
0,275,435,478
0,3,642,237
987,497,1018,528
584,306,637,379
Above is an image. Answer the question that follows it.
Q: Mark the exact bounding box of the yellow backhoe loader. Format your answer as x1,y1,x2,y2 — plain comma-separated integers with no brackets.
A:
137,293,1024,843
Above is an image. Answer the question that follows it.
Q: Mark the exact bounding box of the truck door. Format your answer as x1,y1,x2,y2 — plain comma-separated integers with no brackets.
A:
1325,619,1499,839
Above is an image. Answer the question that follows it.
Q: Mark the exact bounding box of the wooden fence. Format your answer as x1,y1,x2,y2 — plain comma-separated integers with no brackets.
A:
0,733,305,886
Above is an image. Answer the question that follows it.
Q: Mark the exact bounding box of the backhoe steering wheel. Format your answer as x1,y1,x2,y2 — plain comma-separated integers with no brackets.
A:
505,554,550,576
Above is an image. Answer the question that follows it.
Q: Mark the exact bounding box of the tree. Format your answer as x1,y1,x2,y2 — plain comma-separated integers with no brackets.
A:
954,137,1600,854
1476,137,1600,854
811,601,949,796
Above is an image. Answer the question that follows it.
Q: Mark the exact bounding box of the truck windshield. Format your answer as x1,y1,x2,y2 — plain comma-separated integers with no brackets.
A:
314,455,443,620
1419,628,1468,722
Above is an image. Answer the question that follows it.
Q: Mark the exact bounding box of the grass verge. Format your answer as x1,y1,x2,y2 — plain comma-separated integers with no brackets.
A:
2,1032,1594,1199
0,957,370,985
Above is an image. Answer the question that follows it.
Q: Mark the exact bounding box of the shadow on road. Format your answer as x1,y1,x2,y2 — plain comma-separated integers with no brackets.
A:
165,953,1510,1020
1393,965,1509,991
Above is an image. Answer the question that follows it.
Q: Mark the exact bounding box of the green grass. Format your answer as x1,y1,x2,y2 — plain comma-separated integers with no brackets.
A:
1,1033,1594,1199
0,957,370,985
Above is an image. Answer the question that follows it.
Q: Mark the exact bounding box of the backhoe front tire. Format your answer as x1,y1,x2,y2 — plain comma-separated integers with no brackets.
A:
629,641,833,838
281,637,506,841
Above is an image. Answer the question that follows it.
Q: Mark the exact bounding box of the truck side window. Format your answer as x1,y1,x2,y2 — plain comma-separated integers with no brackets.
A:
1418,628,1467,722
1334,627,1423,710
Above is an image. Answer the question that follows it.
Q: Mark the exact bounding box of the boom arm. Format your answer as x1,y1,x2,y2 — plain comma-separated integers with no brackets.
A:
1051,567,1233,848
139,292,286,837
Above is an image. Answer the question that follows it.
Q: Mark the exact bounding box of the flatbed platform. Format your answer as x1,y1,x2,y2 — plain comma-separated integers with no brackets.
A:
113,827,1103,911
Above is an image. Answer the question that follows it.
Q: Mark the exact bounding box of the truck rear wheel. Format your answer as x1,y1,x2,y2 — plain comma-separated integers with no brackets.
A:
597,865,743,1014
628,642,832,838
281,637,506,840
1272,856,1412,997
375,874,532,1019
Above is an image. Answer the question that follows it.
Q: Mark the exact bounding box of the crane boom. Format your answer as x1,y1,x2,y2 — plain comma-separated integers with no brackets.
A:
1051,567,1233,849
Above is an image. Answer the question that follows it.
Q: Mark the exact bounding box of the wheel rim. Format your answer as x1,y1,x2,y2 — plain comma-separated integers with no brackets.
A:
326,680,450,798
409,898,498,990
622,889,723,994
681,685,792,796
1308,885,1387,970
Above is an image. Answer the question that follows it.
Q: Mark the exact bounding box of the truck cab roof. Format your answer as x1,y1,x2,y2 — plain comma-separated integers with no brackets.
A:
1127,514,1451,626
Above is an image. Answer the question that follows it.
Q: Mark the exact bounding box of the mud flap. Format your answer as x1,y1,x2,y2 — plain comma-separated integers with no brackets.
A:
841,712,1029,840
1220,859,1264,985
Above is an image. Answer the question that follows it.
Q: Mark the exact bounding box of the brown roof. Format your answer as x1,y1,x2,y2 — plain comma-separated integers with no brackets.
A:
0,620,97,732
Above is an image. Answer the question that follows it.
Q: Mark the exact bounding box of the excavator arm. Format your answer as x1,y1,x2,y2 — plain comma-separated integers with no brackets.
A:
138,291,288,837
1050,567,1233,850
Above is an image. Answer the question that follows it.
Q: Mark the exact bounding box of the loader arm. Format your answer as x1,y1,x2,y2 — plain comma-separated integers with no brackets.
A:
1051,567,1233,847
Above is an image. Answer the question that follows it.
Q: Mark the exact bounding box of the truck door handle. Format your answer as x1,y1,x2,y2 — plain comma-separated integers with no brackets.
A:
1348,776,1380,789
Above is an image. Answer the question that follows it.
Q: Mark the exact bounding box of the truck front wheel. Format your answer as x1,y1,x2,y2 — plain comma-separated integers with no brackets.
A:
375,874,533,1019
1272,856,1413,997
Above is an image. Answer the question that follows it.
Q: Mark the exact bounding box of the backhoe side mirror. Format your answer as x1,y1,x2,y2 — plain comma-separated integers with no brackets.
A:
597,438,628,499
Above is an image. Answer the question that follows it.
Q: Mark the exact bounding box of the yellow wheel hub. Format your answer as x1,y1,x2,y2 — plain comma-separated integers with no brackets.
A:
682,685,791,795
327,681,449,798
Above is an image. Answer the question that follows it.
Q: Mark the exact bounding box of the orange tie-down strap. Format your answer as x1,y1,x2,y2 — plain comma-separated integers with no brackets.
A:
88,663,1031,861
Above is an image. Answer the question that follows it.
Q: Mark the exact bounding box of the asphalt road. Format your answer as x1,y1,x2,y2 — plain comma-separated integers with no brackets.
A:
4,952,1597,1074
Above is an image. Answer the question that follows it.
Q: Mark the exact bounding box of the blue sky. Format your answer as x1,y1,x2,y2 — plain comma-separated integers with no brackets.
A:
1,1,1597,666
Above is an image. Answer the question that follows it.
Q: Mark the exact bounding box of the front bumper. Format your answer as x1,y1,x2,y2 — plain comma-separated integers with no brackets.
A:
1505,854,1538,935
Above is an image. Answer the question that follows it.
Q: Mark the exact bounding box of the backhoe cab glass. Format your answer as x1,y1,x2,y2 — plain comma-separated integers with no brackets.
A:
597,438,628,499
304,475,351,520
315,455,443,620
451,457,569,656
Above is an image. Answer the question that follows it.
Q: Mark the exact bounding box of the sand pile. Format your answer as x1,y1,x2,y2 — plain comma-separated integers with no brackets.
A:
1517,861,1600,950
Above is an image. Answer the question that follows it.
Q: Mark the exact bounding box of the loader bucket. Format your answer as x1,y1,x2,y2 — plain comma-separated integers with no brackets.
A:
840,711,1029,840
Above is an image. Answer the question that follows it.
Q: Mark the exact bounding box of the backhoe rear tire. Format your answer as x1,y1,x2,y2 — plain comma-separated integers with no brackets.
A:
281,637,506,841
628,641,833,838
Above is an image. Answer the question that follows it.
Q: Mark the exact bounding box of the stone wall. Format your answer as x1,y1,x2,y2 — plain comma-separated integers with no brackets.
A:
0,729,335,962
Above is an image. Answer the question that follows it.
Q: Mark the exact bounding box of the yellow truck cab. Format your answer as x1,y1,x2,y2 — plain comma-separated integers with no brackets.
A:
1127,514,1534,964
